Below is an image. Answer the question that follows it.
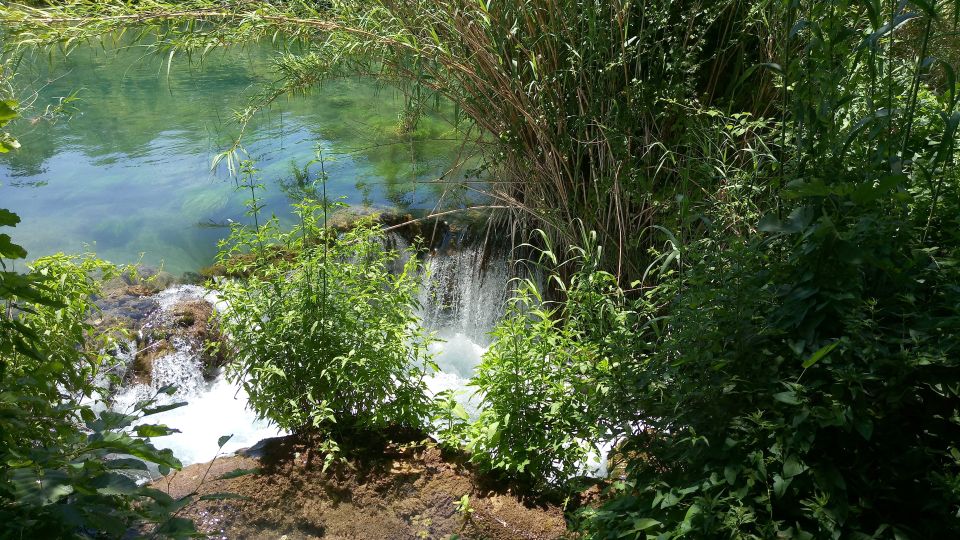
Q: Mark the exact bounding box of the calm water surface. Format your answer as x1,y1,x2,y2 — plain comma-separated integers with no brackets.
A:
1,41,472,274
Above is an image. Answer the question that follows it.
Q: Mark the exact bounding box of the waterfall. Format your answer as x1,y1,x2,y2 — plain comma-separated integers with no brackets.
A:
104,240,514,467
417,247,511,345
103,242,613,478
108,286,285,467
411,232,515,418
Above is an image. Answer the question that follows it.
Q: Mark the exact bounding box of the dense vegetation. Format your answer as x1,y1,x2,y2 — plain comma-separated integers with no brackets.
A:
215,164,436,439
2,0,960,538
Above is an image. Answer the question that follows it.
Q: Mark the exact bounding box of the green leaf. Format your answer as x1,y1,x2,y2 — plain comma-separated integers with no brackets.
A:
9,468,74,506
135,424,181,437
627,518,661,534
93,472,139,496
0,100,17,123
802,341,840,368
92,410,139,431
783,456,808,478
773,474,792,498
143,401,188,415
723,465,738,485
105,458,149,471
486,421,500,442
85,432,182,470
140,487,175,505
773,391,800,405
659,491,680,509
218,434,234,448
0,135,20,153
79,406,96,424
842,109,892,156
0,209,21,227
0,233,28,260
854,417,874,441
157,384,179,396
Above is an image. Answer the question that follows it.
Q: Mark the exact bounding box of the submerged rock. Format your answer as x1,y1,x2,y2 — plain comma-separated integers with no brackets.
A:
92,265,177,332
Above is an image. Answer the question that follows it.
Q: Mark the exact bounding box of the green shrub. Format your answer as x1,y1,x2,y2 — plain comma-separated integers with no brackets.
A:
0,251,196,538
581,1,960,536
216,200,436,434
464,281,605,486
583,207,960,539
455,229,643,489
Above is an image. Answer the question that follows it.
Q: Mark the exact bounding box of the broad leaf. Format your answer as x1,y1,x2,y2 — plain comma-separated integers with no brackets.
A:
9,468,74,506
92,472,139,496
802,341,840,368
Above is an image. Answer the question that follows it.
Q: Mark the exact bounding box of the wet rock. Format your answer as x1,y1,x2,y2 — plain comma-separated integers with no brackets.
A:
93,266,180,333
128,298,226,386
97,295,158,327
156,437,569,540
129,339,174,386
101,266,176,297
180,271,204,284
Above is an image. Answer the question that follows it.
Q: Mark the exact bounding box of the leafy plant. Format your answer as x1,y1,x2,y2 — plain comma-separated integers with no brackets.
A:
0,251,198,537
457,227,643,489
581,1,960,537
215,169,437,436
4,1,960,538
0,99,19,154
0,96,200,540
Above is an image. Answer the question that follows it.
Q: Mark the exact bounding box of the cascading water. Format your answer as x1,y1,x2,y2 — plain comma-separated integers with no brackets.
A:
105,241,512,468
417,236,513,417
103,238,617,478
417,243,512,345
108,286,286,467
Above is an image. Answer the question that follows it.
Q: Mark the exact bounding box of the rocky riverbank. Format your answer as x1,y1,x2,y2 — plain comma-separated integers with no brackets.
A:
86,267,569,538
154,434,568,540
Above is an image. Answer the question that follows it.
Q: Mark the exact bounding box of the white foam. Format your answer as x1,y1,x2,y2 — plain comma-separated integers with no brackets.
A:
424,332,487,419
430,331,486,379
113,372,284,467
582,437,617,478
108,285,285,467
154,284,221,311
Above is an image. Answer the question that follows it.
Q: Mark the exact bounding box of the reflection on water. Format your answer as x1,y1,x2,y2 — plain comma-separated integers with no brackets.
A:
1,39,475,274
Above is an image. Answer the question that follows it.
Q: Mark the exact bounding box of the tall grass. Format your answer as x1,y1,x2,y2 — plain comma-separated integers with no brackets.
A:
0,0,777,282
274,0,778,281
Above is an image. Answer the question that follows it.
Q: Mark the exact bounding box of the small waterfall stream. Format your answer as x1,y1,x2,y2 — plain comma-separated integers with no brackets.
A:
108,286,285,466
418,238,513,417
107,242,509,467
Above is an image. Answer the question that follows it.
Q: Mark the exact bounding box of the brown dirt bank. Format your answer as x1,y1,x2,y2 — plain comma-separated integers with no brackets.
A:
154,434,569,539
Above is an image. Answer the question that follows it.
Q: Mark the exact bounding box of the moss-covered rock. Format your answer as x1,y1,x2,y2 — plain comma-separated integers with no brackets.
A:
127,298,226,386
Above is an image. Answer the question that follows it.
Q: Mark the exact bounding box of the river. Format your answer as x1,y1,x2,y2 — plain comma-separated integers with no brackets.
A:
1,38,475,274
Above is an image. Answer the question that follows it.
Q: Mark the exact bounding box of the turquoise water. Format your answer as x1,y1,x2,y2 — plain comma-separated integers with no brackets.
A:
0,41,473,274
